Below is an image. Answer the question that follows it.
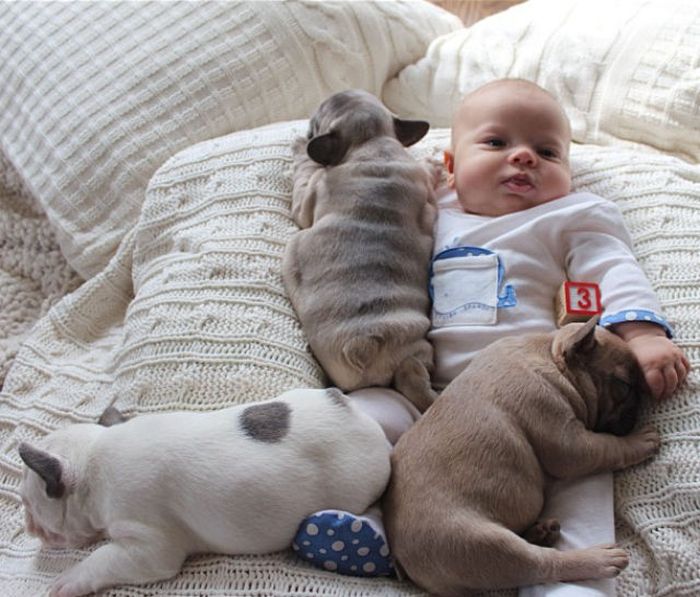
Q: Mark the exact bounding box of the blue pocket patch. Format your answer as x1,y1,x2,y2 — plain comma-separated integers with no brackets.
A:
430,246,516,327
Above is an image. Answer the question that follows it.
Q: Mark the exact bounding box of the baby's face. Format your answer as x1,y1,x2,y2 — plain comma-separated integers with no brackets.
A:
446,83,572,216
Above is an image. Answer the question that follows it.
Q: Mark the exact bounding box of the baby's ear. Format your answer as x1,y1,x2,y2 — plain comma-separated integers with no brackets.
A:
18,443,68,499
394,118,429,147
307,131,348,166
444,150,456,188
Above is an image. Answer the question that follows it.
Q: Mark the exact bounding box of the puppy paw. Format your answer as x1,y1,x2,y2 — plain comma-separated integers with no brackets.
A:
574,544,629,580
292,136,308,155
523,518,561,547
626,424,661,464
50,576,86,597
593,544,629,578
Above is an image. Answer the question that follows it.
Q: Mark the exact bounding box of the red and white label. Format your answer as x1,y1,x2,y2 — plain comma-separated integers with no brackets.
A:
564,281,602,315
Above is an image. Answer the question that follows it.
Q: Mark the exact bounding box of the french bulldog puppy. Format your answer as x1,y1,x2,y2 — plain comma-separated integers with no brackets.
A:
384,317,661,596
18,388,391,597
282,89,438,412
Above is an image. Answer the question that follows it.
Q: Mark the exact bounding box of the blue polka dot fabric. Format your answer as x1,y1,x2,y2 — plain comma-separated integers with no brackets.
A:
600,309,673,337
292,510,394,577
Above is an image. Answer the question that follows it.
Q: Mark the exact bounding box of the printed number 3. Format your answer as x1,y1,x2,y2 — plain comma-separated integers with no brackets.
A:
576,287,592,309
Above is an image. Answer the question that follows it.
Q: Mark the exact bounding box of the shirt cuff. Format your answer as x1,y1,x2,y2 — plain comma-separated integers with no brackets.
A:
599,309,673,338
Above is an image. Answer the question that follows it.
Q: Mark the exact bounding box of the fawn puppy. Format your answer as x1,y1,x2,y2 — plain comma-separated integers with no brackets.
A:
384,318,660,596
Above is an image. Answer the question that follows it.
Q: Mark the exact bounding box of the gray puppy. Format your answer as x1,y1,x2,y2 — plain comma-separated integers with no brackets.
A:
282,89,437,412
384,317,661,596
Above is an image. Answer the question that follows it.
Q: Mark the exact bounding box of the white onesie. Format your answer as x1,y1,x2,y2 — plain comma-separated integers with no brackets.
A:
430,190,670,388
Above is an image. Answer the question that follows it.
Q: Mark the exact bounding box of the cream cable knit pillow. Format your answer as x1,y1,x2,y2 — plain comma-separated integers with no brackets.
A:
0,1,460,278
383,0,700,163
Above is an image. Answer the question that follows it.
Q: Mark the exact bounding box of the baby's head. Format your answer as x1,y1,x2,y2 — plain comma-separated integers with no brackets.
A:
445,79,572,216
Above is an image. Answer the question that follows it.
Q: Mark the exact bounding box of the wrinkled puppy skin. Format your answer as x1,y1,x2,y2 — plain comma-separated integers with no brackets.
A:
283,89,438,412
385,318,660,596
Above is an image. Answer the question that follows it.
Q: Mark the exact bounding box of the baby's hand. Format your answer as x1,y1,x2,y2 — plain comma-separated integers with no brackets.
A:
424,157,445,189
615,323,691,400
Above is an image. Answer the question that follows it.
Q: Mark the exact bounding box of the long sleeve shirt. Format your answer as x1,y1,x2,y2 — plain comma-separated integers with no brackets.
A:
429,191,671,389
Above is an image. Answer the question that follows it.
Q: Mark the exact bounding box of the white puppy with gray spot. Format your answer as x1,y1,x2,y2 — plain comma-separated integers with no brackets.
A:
18,389,391,597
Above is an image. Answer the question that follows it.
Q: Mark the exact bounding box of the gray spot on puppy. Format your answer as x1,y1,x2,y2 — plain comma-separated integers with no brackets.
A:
240,401,290,443
326,388,349,408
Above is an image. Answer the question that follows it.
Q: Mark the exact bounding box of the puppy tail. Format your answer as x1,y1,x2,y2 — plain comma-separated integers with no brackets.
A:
394,356,437,413
342,335,383,374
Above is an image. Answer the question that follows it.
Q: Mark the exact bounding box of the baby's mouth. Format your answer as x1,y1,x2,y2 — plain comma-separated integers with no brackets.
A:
503,174,535,193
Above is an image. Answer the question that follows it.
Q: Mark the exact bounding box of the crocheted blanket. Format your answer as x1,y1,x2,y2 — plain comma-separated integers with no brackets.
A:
1,1,698,596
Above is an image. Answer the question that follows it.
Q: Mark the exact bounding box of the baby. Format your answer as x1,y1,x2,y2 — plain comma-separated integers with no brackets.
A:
293,79,689,592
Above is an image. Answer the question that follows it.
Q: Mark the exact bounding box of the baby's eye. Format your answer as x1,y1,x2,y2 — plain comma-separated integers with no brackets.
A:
483,138,505,148
538,148,558,159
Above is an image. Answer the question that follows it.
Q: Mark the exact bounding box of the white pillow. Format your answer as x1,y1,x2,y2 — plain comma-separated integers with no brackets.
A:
0,1,460,278
383,0,700,163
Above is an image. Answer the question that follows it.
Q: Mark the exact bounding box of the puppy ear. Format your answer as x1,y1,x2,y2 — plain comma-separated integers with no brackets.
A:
98,406,127,427
563,316,600,363
18,443,66,499
394,118,429,147
307,131,347,166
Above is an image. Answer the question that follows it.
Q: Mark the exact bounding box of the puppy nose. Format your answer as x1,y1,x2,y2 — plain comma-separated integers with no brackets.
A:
509,146,537,167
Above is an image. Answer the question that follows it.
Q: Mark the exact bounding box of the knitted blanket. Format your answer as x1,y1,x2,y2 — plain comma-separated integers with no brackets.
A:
0,154,82,389
1,1,698,596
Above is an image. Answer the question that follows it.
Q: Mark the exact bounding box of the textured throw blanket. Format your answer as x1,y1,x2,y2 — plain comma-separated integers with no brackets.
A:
0,154,82,388
1,1,699,596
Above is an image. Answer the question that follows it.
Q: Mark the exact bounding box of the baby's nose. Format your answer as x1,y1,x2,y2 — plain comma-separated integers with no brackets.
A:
509,145,537,166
